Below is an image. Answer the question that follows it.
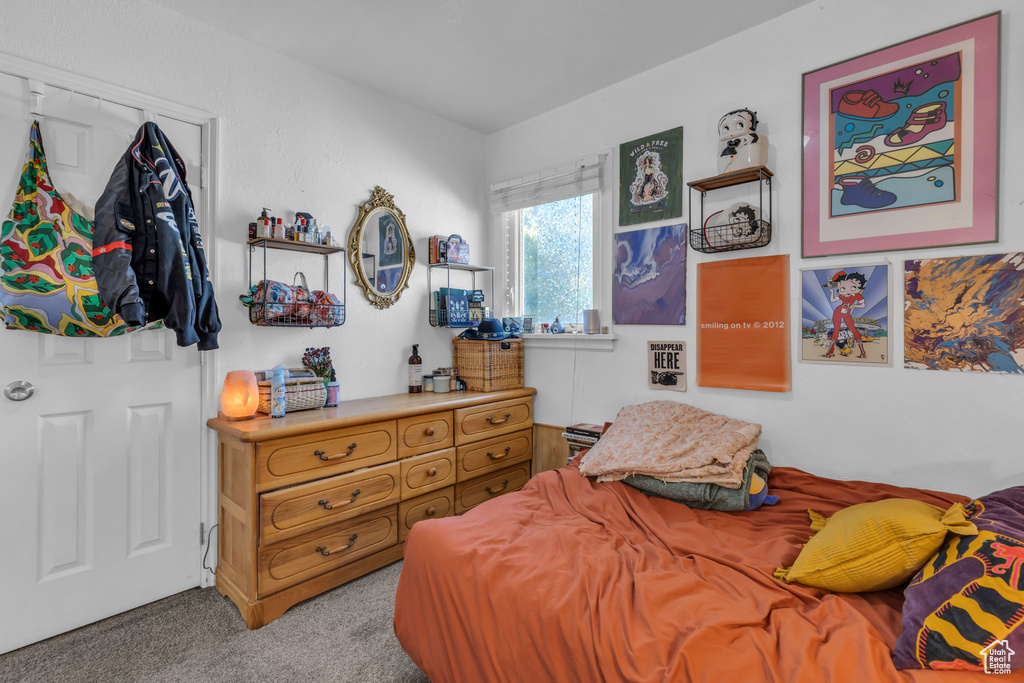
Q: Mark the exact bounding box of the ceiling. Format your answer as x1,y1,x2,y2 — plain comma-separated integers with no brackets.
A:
149,0,815,134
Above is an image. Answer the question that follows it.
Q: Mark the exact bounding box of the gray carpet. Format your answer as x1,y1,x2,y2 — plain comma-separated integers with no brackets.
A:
0,561,428,683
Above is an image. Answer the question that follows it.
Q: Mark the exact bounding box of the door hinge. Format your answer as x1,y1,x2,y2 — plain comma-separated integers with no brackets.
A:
200,165,208,188
200,522,205,545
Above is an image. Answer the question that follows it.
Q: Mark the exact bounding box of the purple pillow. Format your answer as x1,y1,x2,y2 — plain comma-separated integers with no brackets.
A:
893,486,1024,672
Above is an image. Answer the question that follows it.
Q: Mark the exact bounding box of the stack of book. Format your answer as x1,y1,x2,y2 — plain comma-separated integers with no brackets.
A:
561,422,607,464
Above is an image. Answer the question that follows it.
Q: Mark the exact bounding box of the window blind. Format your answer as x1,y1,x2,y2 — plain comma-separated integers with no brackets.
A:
489,153,606,214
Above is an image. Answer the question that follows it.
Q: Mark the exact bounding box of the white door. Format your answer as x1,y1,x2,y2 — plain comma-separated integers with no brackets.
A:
0,75,205,654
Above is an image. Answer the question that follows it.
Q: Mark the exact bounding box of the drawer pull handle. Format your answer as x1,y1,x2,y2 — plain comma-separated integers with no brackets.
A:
486,413,512,425
319,443,358,461
317,488,361,511
425,427,436,436
427,467,438,477
485,479,509,495
487,446,512,460
425,506,437,517
315,534,358,556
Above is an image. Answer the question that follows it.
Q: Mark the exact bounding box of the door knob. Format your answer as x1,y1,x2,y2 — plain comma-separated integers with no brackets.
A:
4,381,34,402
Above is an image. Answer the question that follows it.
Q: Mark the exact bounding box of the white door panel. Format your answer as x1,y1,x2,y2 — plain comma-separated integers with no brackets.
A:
0,74,204,654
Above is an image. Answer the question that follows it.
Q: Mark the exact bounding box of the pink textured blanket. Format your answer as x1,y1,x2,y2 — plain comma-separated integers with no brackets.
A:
577,401,760,488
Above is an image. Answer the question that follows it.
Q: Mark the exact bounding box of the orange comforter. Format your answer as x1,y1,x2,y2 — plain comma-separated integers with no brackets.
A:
394,463,991,682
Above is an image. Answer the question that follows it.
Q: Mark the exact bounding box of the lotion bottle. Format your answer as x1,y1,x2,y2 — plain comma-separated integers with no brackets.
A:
408,344,422,393
270,364,287,418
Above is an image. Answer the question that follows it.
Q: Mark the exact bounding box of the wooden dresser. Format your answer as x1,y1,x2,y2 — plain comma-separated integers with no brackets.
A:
206,388,535,628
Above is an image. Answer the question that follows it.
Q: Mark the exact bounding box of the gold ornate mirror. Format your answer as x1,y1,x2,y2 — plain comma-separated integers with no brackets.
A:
347,186,415,309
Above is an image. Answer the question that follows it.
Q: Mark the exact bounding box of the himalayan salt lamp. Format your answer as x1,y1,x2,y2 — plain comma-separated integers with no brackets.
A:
220,370,259,420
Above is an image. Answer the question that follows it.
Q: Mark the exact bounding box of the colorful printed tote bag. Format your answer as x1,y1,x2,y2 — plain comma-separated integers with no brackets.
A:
0,122,133,336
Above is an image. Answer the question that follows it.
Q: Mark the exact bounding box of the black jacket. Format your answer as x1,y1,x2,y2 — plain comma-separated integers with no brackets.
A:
93,122,220,349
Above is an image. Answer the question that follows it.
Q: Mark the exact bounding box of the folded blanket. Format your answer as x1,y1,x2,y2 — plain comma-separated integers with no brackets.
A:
578,401,760,488
623,450,772,511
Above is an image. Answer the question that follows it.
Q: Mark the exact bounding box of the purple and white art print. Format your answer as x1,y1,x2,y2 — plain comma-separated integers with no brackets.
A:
612,223,687,325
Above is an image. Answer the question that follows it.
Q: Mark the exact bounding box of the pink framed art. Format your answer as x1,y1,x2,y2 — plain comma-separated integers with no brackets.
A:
801,12,999,258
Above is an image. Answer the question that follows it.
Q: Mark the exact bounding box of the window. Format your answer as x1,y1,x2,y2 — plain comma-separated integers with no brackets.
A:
492,155,606,327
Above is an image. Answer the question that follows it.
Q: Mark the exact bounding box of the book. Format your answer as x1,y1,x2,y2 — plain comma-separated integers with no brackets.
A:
444,294,471,327
566,422,606,437
562,431,599,444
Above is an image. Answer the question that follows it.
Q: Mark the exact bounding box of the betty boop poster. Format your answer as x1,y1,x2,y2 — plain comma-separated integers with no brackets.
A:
800,263,892,366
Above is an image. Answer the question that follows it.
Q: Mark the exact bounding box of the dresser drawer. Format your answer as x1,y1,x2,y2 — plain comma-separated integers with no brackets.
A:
454,462,530,514
456,429,532,482
454,397,533,444
398,487,454,542
397,411,453,458
259,462,400,545
257,508,397,597
256,421,397,490
400,448,456,499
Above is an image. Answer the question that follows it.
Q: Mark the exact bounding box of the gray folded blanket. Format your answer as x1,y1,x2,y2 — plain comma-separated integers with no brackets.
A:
623,450,772,511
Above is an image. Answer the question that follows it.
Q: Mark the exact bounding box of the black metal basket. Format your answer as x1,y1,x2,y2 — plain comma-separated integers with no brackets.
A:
689,219,771,254
249,301,346,328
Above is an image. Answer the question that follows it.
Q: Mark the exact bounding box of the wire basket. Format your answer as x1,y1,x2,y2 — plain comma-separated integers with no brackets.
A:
257,377,327,413
249,301,346,327
689,218,771,254
430,308,492,328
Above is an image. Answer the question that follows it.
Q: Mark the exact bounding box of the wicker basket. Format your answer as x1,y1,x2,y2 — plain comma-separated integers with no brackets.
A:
257,377,327,413
452,338,524,392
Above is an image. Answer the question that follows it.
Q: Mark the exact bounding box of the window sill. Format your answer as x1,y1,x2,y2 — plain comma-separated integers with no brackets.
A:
520,332,617,351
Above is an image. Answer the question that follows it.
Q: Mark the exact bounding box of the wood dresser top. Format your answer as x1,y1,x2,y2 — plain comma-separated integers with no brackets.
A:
207,387,537,443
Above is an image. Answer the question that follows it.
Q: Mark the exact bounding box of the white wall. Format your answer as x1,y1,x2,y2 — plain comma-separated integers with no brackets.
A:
0,0,487,398
486,0,1024,498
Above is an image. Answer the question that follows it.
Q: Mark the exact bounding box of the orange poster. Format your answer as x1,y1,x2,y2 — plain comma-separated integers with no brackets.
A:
697,254,790,392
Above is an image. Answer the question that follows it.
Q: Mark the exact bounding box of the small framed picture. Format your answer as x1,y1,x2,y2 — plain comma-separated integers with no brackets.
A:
800,263,891,366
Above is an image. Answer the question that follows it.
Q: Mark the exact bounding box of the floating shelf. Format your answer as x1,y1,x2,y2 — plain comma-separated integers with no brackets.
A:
687,166,774,193
247,237,345,255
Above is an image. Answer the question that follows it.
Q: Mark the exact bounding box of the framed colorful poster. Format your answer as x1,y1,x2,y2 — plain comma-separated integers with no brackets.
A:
619,127,683,226
802,13,999,258
800,264,891,366
612,223,687,325
697,255,790,392
905,253,1024,373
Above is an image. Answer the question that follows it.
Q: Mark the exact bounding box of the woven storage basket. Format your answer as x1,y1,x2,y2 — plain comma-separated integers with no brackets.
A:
257,377,327,413
452,338,524,392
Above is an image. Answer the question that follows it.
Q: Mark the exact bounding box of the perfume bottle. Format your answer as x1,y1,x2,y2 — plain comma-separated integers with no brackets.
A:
408,344,422,394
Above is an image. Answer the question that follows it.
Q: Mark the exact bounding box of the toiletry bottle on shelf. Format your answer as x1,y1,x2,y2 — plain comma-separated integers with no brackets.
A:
270,364,287,418
325,369,340,407
248,222,258,240
257,208,271,239
408,344,423,394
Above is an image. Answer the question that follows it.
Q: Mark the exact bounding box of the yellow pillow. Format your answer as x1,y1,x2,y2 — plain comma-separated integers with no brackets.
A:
774,498,976,593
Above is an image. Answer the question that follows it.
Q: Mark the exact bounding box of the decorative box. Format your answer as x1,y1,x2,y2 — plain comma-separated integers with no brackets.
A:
452,338,524,392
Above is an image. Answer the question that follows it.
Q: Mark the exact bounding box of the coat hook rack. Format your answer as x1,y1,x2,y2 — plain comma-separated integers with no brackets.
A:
28,79,44,119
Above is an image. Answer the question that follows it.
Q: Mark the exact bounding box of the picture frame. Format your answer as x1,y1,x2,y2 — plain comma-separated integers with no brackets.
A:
618,127,684,226
799,263,891,367
612,223,687,325
801,13,999,258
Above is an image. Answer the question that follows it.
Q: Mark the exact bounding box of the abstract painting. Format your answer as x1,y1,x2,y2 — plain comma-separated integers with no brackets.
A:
612,223,686,325
801,264,890,366
905,253,1024,373
618,127,683,226
802,13,999,257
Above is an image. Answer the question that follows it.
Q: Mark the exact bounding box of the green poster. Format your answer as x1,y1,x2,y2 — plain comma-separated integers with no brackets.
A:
618,126,684,226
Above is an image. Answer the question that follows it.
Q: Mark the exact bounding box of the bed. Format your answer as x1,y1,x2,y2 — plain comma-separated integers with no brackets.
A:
394,458,994,682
